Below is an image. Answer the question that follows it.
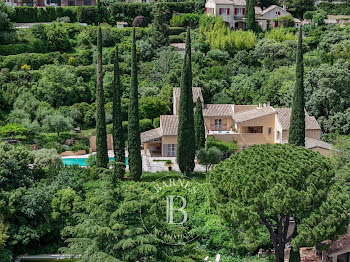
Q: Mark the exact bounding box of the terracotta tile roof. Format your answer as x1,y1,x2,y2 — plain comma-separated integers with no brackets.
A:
275,108,321,130
160,115,178,136
305,137,332,150
173,87,204,104
232,106,276,123
203,104,234,117
326,225,350,256
140,128,162,143
261,5,278,15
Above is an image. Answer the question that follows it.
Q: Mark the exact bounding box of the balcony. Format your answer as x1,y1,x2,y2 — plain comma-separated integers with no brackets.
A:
208,130,238,135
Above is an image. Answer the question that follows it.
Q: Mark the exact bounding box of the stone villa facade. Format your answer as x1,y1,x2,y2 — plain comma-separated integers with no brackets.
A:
205,0,301,30
141,87,331,157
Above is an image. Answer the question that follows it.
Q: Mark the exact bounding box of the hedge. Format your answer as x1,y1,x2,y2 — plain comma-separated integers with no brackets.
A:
168,27,186,35
0,52,61,70
0,39,46,56
6,2,204,24
318,2,350,15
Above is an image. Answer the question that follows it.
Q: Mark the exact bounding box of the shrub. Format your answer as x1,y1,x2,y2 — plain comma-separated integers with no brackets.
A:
43,141,65,154
33,148,62,168
207,49,229,62
132,16,147,27
153,117,160,128
70,141,89,153
86,154,96,167
206,136,238,152
139,119,153,132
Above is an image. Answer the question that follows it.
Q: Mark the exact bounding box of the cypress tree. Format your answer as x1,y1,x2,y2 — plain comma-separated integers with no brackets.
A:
96,26,109,168
151,3,169,49
177,27,195,175
128,28,142,180
194,97,205,151
246,0,256,31
112,44,125,176
289,26,305,146
96,0,102,24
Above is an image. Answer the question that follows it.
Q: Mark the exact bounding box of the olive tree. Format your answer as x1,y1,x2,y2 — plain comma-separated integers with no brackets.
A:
208,144,350,262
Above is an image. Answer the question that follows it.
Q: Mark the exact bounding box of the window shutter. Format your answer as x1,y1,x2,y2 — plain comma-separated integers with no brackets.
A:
243,8,245,15
163,144,167,157
205,7,207,13
219,8,222,15
234,8,237,14
278,11,281,15
227,8,230,15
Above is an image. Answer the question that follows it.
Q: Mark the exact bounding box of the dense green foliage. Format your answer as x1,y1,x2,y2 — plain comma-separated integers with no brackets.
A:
288,27,305,146
1,3,350,261
128,28,142,180
208,144,350,262
95,27,109,168
177,28,195,174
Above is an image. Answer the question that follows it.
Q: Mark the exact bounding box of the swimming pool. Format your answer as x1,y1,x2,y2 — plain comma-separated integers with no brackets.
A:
62,157,128,167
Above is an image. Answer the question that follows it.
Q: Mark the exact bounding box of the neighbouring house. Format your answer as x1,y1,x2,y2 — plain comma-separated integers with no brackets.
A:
2,0,95,7
303,15,350,27
117,21,128,28
322,226,350,262
140,87,332,157
205,0,300,30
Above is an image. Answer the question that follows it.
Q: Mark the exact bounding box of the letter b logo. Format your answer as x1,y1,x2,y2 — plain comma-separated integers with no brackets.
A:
166,195,188,225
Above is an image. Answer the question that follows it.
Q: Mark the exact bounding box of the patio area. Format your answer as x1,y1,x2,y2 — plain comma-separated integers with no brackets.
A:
141,152,206,173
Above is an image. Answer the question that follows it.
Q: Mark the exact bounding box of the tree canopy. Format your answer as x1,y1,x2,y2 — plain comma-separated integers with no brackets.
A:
208,144,350,262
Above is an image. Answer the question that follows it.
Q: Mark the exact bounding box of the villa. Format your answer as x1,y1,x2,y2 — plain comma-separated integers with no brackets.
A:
205,0,301,30
140,87,331,157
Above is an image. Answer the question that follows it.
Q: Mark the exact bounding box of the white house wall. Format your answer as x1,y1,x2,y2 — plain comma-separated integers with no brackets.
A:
260,6,291,28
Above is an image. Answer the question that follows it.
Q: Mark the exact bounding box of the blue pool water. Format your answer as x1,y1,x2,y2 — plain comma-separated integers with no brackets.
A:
62,157,128,167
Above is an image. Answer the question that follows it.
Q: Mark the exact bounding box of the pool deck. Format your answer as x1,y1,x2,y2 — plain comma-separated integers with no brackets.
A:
62,150,206,173
61,150,127,159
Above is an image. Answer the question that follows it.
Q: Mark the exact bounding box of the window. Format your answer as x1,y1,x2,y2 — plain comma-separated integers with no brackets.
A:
84,0,91,5
167,144,176,157
215,119,223,130
246,126,263,133
235,8,244,15
219,8,227,15
268,127,272,135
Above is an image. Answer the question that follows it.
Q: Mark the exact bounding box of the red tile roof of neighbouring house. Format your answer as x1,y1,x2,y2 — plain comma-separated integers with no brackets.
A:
275,108,321,130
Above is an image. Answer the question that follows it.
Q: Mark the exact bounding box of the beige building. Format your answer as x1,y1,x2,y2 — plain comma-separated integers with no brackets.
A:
205,0,301,30
141,87,332,157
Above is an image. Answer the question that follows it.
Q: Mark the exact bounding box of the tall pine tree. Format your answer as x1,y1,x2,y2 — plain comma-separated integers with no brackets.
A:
128,28,142,180
289,26,305,146
246,0,256,31
177,27,195,175
112,44,125,175
96,26,109,168
194,97,205,151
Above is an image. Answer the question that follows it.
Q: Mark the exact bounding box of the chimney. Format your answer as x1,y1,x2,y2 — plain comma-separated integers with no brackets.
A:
267,102,271,107
282,4,287,11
